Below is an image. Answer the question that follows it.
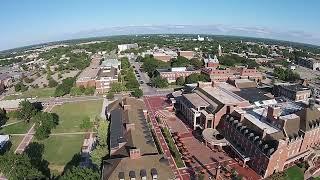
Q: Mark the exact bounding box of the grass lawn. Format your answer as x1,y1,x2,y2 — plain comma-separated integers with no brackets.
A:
9,135,23,151
285,165,304,180
0,121,33,134
35,135,84,172
51,100,102,133
4,88,55,100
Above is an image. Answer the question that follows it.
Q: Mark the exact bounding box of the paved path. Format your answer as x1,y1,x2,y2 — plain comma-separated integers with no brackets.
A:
14,105,55,154
0,120,23,128
144,96,187,180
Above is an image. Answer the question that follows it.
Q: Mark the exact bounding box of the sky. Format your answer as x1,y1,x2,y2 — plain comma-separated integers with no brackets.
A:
1,0,320,51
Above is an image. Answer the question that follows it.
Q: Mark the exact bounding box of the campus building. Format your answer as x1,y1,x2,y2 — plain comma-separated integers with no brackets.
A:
220,100,320,178
156,67,200,83
118,43,139,52
177,50,194,59
274,83,311,101
102,97,174,180
174,81,251,130
297,57,320,70
76,54,120,93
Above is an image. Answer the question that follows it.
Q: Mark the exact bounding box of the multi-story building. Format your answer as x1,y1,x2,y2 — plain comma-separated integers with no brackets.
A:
274,83,311,101
174,82,251,130
118,43,139,52
156,67,200,83
219,101,320,178
76,54,120,93
178,50,194,59
297,57,320,70
102,97,174,180
201,66,263,82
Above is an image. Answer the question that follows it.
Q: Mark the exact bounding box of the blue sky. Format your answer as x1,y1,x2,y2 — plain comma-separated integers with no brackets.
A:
1,0,320,50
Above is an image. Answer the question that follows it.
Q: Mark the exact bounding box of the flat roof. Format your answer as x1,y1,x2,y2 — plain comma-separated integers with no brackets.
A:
234,88,272,103
201,86,248,105
183,93,210,108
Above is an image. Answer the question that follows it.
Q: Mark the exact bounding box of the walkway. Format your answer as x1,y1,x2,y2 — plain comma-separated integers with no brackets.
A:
0,120,23,128
144,96,189,180
14,104,55,154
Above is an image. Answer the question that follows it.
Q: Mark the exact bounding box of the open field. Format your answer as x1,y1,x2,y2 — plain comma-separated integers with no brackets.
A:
35,134,84,172
51,100,102,133
8,135,23,151
0,121,33,134
285,165,304,180
4,88,55,100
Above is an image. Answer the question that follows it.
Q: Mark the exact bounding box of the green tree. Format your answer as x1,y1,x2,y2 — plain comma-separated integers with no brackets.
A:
190,58,204,69
185,73,209,84
60,167,99,180
171,56,190,67
0,152,44,180
0,108,8,126
34,112,59,140
107,91,114,100
25,142,51,178
131,88,143,98
70,87,83,96
48,78,58,88
80,116,92,129
17,100,37,123
176,77,185,86
150,76,169,88
97,120,109,147
110,82,125,93
14,82,28,92
120,57,130,69
90,146,107,169
84,87,95,95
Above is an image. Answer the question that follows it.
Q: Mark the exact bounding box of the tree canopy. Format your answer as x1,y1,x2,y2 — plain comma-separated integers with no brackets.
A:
17,100,37,123
60,167,100,180
34,112,59,140
150,76,169,88
273,67,300,82
185,73,210,84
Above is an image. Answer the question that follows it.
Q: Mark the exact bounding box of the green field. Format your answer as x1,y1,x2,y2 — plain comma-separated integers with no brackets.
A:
0,121,33,134
35,135,84,172
51,100,102,133
285,165,304,180
9,135,23,151
4,88,55,100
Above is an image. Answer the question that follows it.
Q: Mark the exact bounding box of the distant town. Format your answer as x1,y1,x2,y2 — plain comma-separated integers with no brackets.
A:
1,34,320,180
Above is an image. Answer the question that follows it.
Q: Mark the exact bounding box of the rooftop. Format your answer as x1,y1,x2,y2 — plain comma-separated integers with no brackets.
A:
234,88,273,103
200,86,249,105
183,93,210,108
103,155,174,180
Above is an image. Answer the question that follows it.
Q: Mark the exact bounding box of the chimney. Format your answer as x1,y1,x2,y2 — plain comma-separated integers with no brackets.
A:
129,148,141,159
262,128,267,139
267,106,281,119
143,109,148,119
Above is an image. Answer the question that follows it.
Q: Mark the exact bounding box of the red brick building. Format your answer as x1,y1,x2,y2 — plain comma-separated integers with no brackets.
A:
178,50,194,59
219,102,320,178
157,67,200,83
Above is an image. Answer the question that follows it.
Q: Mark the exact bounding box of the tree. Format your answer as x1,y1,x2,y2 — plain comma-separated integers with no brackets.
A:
60,167,99,180
131,88,143,98
120,57,130,69
84,87,95,95
14,82,28,92
70,87,83,96
17,100,37,123
107,91,114,100
25,142,50,178
185,73,209,84
190,58,204,69
109,82,125,93
150,76,169,88
80,116,92,130
97,120,109,147
171,56,190,67
0,108,8,126
176,77,185,86
34,112,59,140
90,146,107,169
55,77,76,97
48,78,58,88
0,152,44,179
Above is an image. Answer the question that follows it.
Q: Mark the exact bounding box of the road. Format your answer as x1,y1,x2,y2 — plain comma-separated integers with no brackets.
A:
129,57,174,96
